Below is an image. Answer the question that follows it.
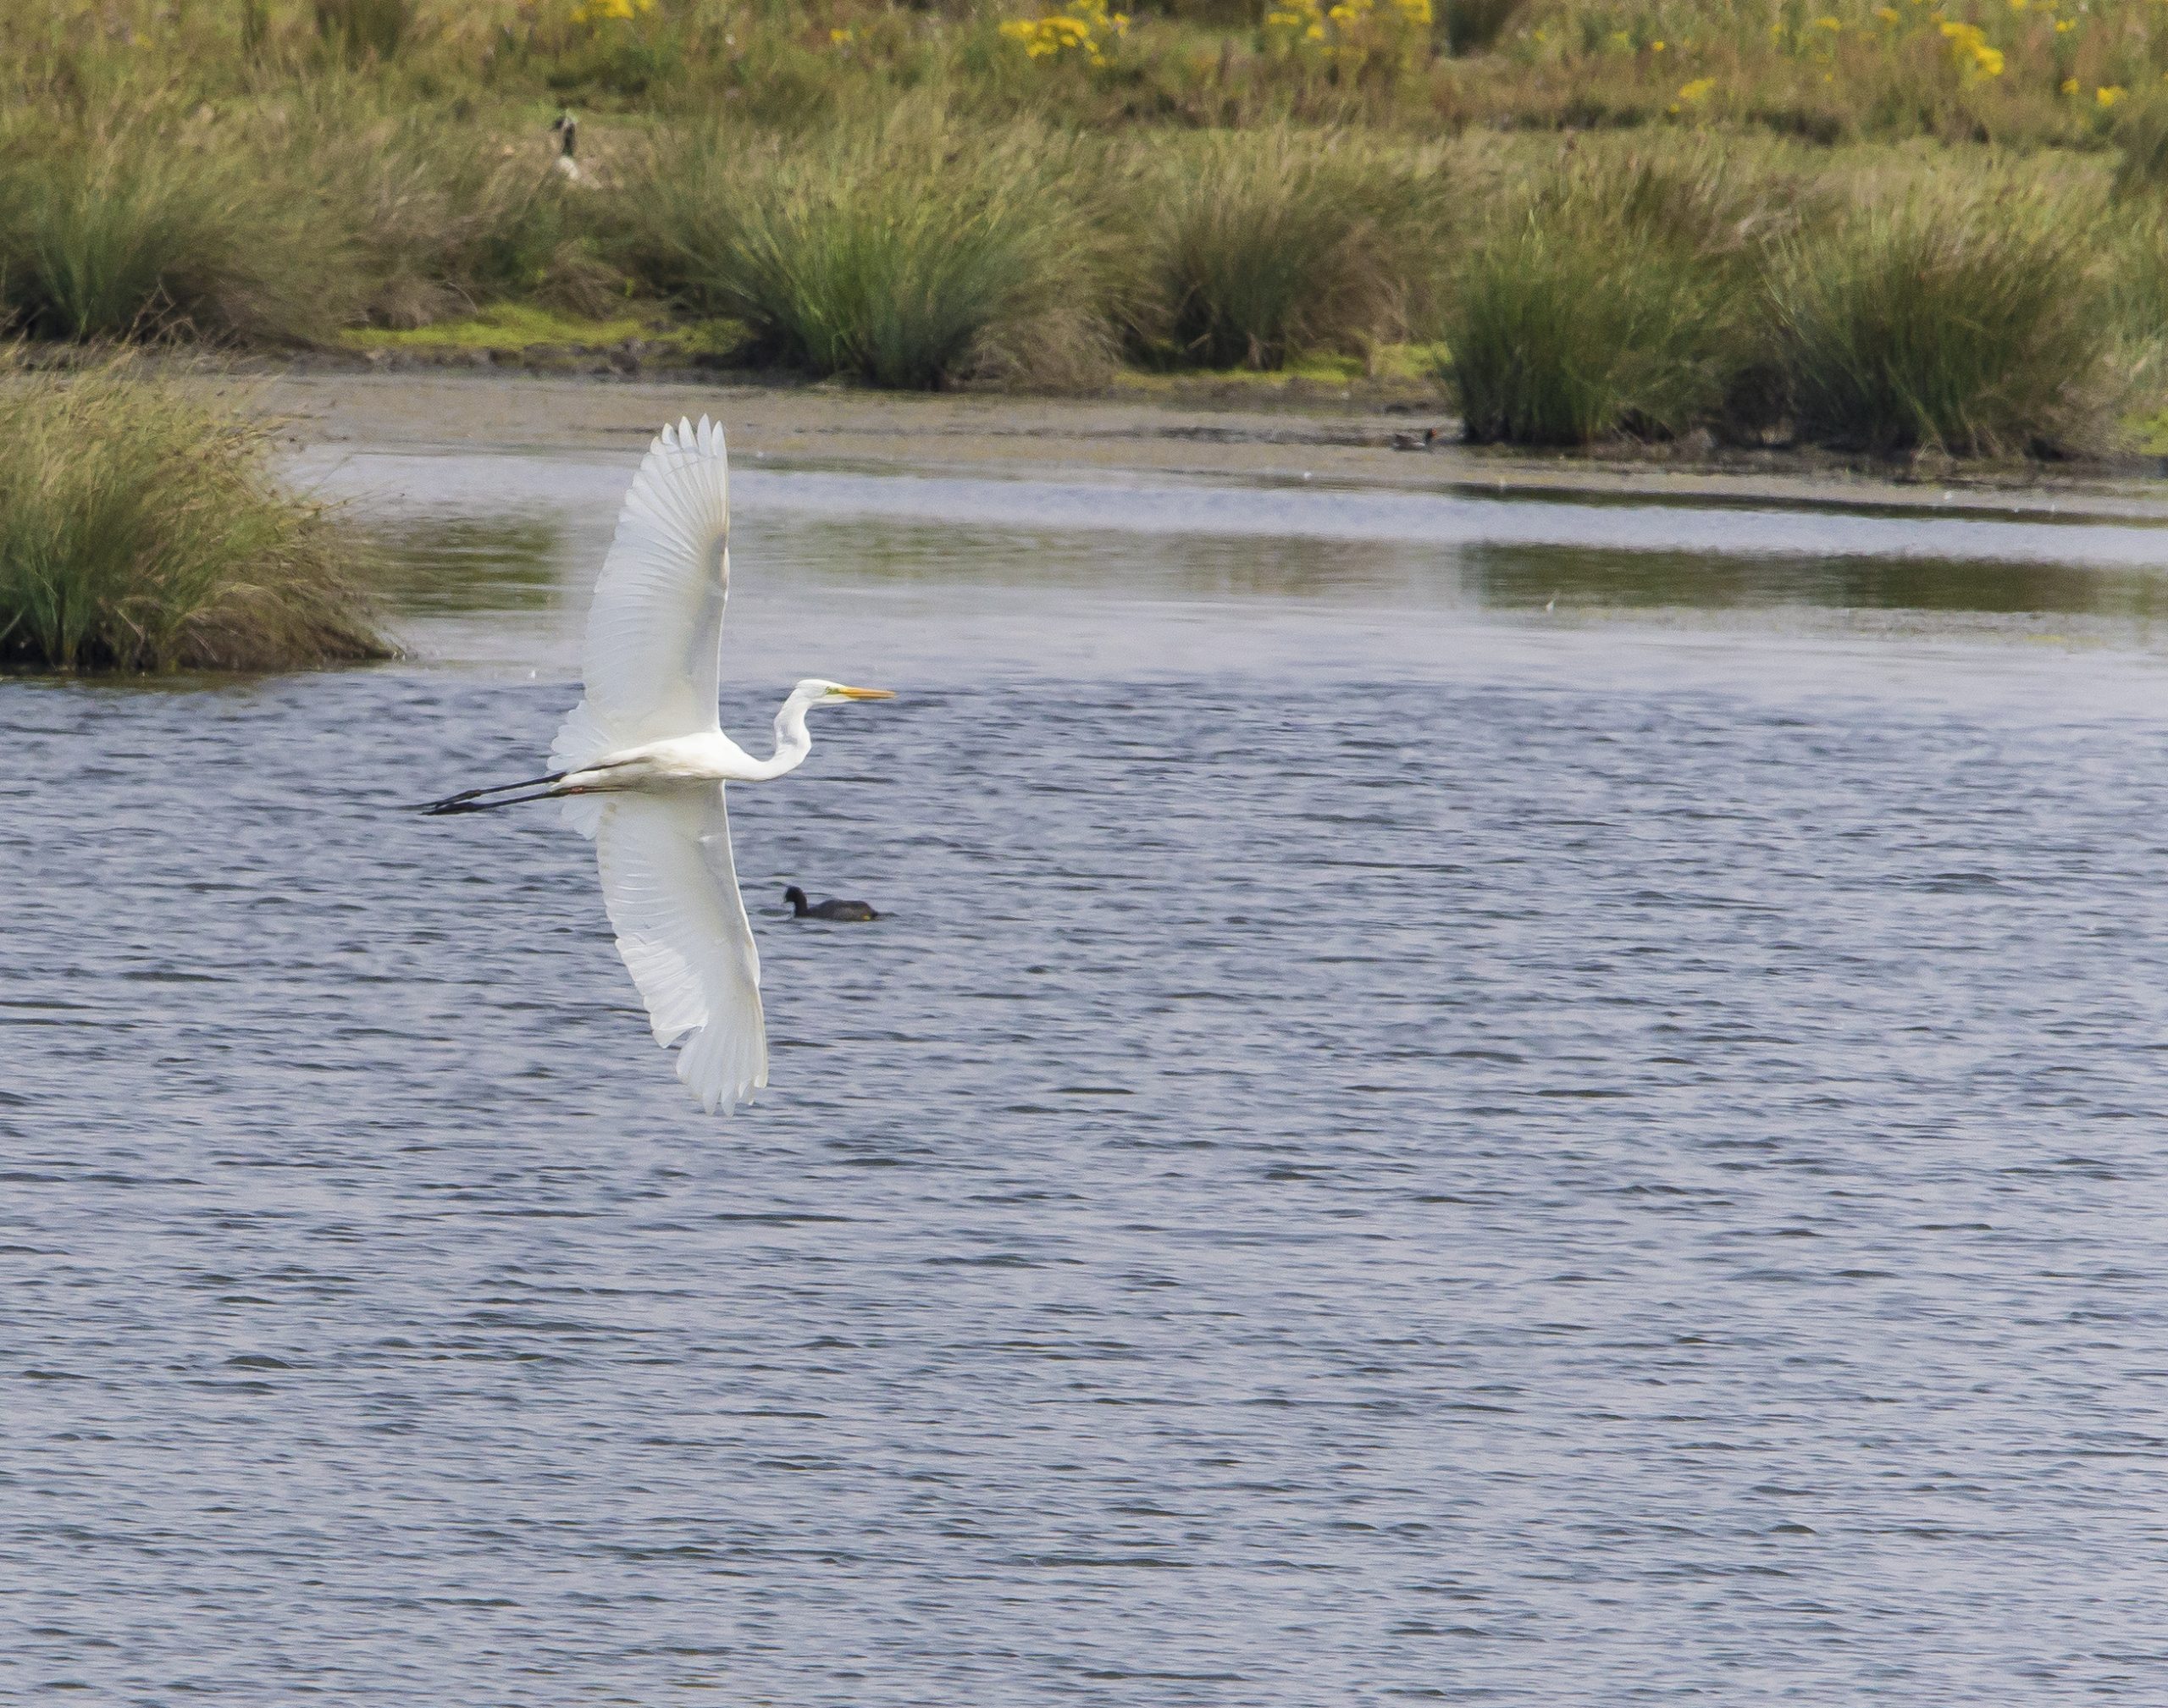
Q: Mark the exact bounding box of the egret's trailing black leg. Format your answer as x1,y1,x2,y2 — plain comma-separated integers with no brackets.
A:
412,771,567,814
423,786,575,816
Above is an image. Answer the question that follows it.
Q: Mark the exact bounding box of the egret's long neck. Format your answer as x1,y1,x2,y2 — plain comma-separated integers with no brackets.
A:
747,692,815,782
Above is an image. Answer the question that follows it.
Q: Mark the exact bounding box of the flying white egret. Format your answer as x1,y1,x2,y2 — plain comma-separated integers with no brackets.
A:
419,417,893,1114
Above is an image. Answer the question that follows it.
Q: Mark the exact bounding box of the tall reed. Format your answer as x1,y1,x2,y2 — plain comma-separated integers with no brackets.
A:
0,363,385,673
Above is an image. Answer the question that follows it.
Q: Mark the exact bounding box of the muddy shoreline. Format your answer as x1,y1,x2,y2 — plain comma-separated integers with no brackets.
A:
202,360,2168,527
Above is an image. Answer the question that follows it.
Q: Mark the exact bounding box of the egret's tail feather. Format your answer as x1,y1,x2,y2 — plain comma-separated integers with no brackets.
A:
550,699,620,838
414,771,566,815
550,700,616,774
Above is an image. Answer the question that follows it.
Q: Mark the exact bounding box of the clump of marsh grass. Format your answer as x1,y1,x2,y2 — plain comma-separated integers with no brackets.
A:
0,119,346,344
1442,152,1777,445
2103,206,2168,417
1583,146,1810,261
315,0,413,63
1123,128,1448,371
622,110,1108,390
1769,194,2113,456
1446,219,1735,444
0,91,611,346
1439,0,1529,56
269,90,614,328
0,362,386,672
2112,97,2168,203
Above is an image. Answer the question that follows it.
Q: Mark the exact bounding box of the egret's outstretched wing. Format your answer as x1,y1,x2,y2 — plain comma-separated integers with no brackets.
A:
559,415,731,759
593,788,766,1114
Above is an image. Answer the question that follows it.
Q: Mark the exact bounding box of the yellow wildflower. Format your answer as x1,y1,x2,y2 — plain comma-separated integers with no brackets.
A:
1265,0,1428,66
1001,0,1125,64
1676,76,1717,106
2055,16,2074,29
1814,14,1841,29
1938,19,2004,77
829,25,854,43
2061,75,2079,93
2099,85,2127,106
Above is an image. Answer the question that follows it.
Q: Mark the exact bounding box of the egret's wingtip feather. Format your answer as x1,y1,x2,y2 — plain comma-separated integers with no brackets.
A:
596,790,766,1119
578,412,733,745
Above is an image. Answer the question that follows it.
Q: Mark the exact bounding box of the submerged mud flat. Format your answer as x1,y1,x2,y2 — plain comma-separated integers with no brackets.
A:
246,367,2168,519
8,383,2168,1705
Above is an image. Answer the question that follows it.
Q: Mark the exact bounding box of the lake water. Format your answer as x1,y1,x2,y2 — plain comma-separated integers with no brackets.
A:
8,439,2168,1705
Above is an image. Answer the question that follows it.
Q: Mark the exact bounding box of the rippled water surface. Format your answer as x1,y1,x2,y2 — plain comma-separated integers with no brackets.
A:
9,442,2168,1705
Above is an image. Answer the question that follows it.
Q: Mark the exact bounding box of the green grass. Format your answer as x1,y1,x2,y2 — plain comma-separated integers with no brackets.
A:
0,121,345,345
0,362,386,673
260,85,615,329
312,0,412,64
622,112,1109,390
12,0,2168,155
1440,0,1529,58
1442,159,1760,446
1123,127,1449,371
340,303,651,351
0,86,615,346
0,4,2164,450
1770,193,2113,456
339,302,747,366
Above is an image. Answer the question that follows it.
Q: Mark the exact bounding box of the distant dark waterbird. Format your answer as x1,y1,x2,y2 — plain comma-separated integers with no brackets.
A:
785,886,880,921
549,110,582,183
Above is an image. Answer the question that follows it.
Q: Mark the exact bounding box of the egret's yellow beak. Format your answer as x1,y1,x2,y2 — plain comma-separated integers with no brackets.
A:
835,685,895,699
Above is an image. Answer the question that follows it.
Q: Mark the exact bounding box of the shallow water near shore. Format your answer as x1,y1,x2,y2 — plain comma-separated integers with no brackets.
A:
8,432,2168,1704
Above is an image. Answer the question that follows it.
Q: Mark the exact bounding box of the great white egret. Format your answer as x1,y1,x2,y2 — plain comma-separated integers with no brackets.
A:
419,417,893,1114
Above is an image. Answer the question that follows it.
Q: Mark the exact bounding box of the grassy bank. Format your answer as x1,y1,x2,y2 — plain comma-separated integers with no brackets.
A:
0,363,386,673
19,0,2168,146
4,2,2167,456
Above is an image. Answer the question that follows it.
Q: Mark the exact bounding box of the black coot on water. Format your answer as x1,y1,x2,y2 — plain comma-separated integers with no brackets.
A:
785,886,879,921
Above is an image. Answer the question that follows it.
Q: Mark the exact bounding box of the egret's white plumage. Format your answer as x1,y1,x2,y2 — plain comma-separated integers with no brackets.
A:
557,416,732,759
595,790,766,1114
423,416,892,1114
